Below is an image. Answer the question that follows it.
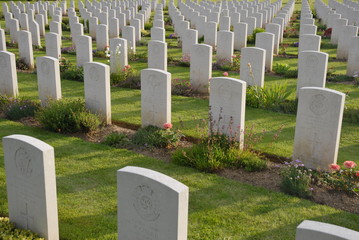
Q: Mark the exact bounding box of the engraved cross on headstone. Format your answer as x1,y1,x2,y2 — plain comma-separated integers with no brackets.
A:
20,203,34,229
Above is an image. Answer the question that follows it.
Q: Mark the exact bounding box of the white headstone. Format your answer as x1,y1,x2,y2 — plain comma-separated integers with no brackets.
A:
3,134,59,240
49,21,62,37
36,56,62,106
28,20,41,47
266,23,281,55
71,23,84,46
45,33,61,59
255,32,275,72
148,40,167,71
35,14,45,36
240,47,265,87
216,30,234,64
245,16,256,35
141,68,171,128
110,38,128,74
9,19,20,43
298,34,321,53
204,21,217,48
18,30,34,69
109,17,119,39
233,22,247,51
84,62,111,124
190,44,212,94
293,87,345,170
210,77,246,145
296,220,359,240
300,24,317,36
151,27,165,42
130,18,142,42
76,35,93,66
117,166,189,240
346,36,359,76
0,29,6,51
96,24,109,50
337,25,358,60
297,51,328,94
89,16,98,39
0,51,18,97
182,29,198,57
331,18,347,45
122,26,136,53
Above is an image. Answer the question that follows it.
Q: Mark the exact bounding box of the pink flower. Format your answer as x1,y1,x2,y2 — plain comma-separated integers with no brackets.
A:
223,72,229,76
163,123,173,129
329,164,340,171
343,161,357,169
356,171,359,177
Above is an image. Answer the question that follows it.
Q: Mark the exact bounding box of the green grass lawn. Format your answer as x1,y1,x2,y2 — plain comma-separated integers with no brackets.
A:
0,118,358,240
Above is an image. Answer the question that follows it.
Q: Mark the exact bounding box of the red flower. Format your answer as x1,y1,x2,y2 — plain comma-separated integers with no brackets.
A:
163,123,173,129
223,72,229,76
343,161,357,169
329,164,340,171
356,171,359,177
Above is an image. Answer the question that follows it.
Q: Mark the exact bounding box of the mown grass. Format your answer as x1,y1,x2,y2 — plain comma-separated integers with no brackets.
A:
0,119,359,240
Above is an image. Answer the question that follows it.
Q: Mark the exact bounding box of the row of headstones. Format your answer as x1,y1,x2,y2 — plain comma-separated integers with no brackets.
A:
0,50,111,124
160,0,296,93
2,0,146,46
315,0,359,76
169,0,286,51
0,0,162,69
0,42,344,172
3,133,359,239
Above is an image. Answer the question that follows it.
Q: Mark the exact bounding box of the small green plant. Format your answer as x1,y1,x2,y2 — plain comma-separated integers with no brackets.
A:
93,50,107,58
61,66,84,81
59,57,73,72
178,54,190,67
61,22,70,31
246,83,293,110
6,40,18,48
283,27,299,38
322,161,359,195
3,97,40,120
327,74,354,83
344,105,359,124
0,217,44,239
36,98,101,133
173,114,267,172
198,35,204,43
103,133,131,148
172,79,194,96
231,54,241,72
128,51,148,61
278,43,290,55
132,124,183,148
283,69,298,78
144,22,152,30
16,57,30,70
247,28,265,44
273,63,291,75
280,160,314,198
110,65,140,88
141,29,150,37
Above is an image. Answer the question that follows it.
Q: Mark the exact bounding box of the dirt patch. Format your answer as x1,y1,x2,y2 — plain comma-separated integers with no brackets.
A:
5,116,359,215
